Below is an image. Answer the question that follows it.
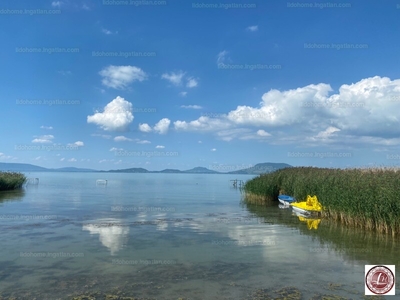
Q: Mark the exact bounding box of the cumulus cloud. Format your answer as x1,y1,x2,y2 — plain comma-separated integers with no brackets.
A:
179,92,187,97
138,123,152,133
186,77,198,88
68,141,84,147
137,140,151,144
154,118,171,134
114,136,132,142
68,158,77,162
99,65,147,89
87,96,133,131
161,71,185,86
32,135,54,143
155,145,165,149
257,130,271,137
110,147,124,152
211,148,217,152
172,76,400,145
247,25,258,32
40,126,53,130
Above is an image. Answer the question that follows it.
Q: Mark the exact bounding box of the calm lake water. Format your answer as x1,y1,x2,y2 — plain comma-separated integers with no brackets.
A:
0,172,399,299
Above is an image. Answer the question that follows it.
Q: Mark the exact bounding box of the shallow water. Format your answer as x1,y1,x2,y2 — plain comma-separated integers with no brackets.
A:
0,172,399,299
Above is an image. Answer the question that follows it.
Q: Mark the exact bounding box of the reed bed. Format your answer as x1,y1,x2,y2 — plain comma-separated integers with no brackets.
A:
0,171,26,191
243,167,400,235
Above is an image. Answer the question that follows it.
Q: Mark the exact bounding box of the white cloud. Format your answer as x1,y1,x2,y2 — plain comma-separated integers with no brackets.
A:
99,65,147,89
257,130,271,137
110,147,124,152
180,105,202,109
137,140,151,144
155,145,165,149
179,92,187,97
68,141,84,147
174,116,231,132
51,1,63,8
172,76,400,145
87,96,134,131
186,77,198,88
114,136,132,142
314,127,340,140
211,148,217,152
247,25,258,32
217,50,229,64
161,71,185,86
60,158,65,161
40,126,53,130
138,123,152,133
198,141,202,144
32,135,54,143
82,4,90,10
153,118,171,134
68,158,77,162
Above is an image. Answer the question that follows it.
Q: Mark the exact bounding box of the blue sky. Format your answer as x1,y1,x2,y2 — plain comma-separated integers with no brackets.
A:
1,0,400,171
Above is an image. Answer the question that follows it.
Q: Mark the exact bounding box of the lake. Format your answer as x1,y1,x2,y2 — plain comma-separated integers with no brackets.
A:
0,172,399,299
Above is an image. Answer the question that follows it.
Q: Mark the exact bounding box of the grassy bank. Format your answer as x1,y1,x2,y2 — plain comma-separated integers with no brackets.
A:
243,167,400,235
0,171,26,191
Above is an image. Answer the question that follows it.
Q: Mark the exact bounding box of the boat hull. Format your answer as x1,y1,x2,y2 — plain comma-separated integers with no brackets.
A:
278,195,295,206
291,205,311,216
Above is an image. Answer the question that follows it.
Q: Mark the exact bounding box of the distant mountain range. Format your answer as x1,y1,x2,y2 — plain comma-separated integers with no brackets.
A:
0,162,292,175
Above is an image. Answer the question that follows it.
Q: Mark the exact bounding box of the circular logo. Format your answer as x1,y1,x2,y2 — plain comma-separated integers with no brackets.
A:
365,266,395,294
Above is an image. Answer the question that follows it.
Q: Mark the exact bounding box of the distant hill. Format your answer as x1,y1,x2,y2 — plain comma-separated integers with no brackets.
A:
56,167,97,172
106,167,149,173
0,163,48,172
0,163,96,172
0,162,291,175
183,167,220,174
158,169,183,173
228,163,292,174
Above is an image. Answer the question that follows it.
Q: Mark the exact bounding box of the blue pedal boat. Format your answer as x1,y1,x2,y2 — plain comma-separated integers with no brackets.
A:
278,195,295,206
